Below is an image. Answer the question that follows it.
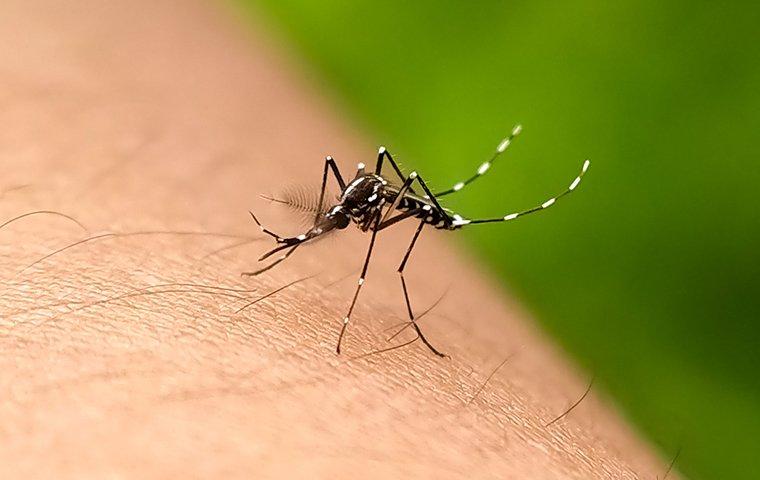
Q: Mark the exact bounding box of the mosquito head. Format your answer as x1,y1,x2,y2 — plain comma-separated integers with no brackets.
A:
251,204,349,266
318,205,351,231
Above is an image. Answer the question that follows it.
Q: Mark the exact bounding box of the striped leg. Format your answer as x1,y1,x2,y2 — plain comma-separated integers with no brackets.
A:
376,146,419,195
337,168,444,355
375,147,452,226
382,168,457,230
241,212,308,276
381,168,452,230
336,212,381,354
380,170,418,225
241,244,300,276
315,156,346,224
453,159,590,227
434,124,523,197
397,220,446,357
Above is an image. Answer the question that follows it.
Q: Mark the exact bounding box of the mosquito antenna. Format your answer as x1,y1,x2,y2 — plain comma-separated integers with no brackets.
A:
0,210,88,233
260,185,328,215
545,375,595,427
260,194,290,206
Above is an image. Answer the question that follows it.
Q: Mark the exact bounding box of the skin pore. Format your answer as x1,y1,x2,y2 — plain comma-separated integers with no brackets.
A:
0,1,672,478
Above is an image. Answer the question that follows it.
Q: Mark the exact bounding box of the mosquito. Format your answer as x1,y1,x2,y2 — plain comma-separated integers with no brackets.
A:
244,125,590,357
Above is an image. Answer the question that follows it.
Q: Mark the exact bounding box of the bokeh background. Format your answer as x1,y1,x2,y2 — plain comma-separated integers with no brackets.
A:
238,2,759,479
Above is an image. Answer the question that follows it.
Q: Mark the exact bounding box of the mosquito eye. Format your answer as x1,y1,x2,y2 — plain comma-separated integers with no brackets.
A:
335,214,350,229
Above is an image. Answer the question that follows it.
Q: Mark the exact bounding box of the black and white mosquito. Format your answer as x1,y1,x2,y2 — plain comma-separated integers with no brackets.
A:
244,125,590,357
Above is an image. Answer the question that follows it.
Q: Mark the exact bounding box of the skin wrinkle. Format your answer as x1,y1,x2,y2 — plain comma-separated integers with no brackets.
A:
0,0,672,478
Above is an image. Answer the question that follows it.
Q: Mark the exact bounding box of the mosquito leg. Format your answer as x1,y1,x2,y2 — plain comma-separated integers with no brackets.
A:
336,212,381,354
248,210,285,242
315,156,346,225
379,168,455,231
377,209,419,231
452,159,590,227
412,173,450,220
375,146,418,195
380,171,418,225
242,212,308,275
389,169,455,230
397,220,447,357
241,244,300,277
434,124,522,197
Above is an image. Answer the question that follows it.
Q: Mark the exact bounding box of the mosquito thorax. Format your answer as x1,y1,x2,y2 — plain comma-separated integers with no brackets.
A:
340,174,387,225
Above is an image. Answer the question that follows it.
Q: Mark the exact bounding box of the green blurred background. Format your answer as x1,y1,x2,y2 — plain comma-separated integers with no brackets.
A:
239,1,759,479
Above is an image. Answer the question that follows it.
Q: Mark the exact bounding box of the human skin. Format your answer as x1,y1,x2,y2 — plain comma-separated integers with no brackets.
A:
0,1,671,478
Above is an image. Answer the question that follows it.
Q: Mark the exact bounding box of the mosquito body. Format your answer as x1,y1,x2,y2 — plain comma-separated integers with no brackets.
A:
245,125,590,357
340,170,460,231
